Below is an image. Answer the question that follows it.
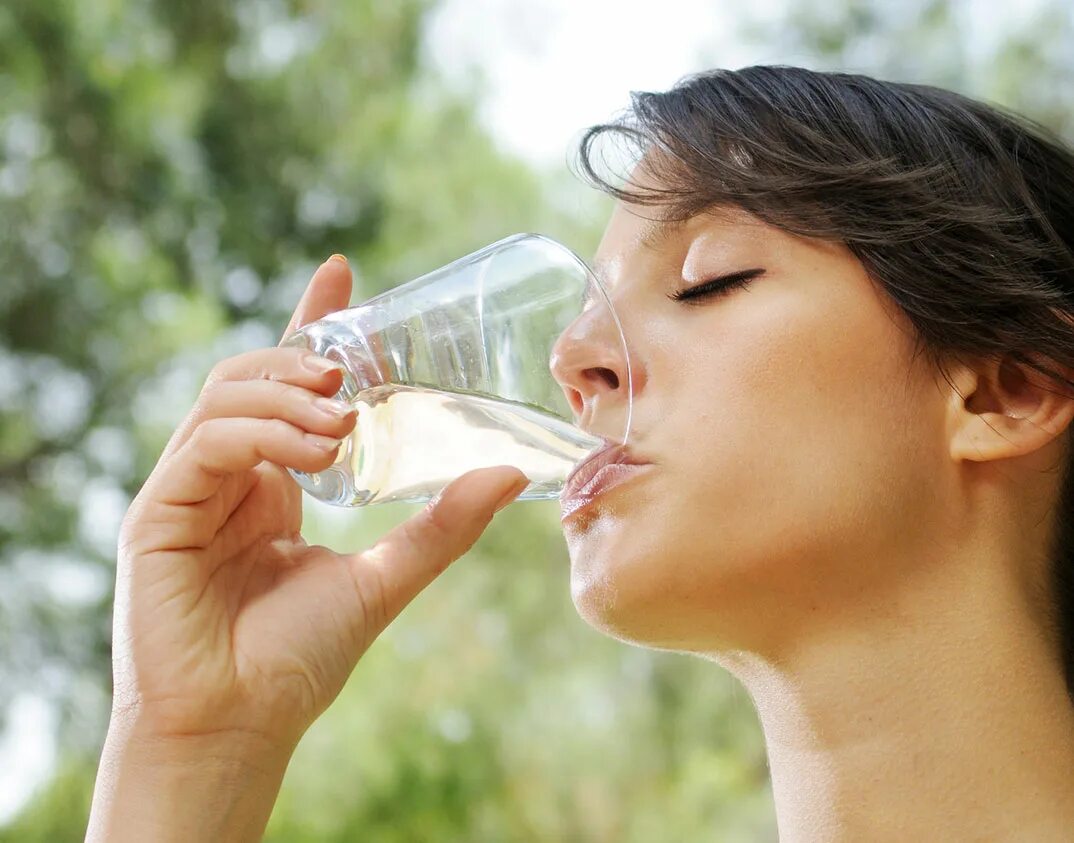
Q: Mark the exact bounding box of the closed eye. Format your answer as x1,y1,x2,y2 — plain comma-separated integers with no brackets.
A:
668,268,766,303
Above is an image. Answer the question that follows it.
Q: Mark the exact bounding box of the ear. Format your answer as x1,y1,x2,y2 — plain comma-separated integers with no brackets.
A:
948,355,1074,463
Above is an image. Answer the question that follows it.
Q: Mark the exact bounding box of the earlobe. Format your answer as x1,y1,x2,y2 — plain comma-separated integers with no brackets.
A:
948,356,1074,463
951,412,1032,462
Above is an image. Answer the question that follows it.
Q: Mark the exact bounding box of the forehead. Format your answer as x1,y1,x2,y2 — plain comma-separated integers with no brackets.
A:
591,203,774,281
593,152,864,280
595,153,769,251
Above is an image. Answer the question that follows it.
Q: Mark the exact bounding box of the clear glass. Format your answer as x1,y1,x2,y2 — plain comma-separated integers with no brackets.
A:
281,233,633,506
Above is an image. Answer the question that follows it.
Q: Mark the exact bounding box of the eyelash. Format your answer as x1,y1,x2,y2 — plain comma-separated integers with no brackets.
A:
668,268,766,303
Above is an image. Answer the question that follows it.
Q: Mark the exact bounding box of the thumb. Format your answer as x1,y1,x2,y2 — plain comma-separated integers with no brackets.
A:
348,466,529,633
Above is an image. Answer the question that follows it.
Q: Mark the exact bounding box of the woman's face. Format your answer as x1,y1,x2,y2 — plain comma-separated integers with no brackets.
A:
551,195,954,656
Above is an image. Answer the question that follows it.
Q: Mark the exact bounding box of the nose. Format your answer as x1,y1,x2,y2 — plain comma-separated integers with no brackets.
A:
549,306,637,436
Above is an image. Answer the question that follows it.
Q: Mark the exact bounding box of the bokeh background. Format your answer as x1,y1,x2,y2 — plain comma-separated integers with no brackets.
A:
1,0,1071,839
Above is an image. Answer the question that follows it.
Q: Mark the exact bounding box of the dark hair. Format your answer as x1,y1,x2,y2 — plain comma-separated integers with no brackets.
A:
572,65,1074,699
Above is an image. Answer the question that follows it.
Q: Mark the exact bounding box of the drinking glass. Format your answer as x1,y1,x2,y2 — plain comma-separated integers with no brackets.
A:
280,233,633,506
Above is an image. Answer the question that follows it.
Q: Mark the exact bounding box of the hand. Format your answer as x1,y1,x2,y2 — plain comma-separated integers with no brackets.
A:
110,255,529,752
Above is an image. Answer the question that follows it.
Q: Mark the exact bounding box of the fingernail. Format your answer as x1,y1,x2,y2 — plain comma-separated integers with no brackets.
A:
306,433,342,451
328,253,347,265
314,396,354,419
303,354,345,376
493,478,528,513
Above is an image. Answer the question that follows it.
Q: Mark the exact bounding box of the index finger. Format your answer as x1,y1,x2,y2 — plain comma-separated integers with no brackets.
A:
281,254,353,343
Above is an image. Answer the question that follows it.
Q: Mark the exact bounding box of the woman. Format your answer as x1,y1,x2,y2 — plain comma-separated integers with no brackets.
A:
87,66,1074,840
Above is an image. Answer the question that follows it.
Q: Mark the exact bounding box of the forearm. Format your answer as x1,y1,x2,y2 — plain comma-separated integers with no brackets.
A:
85,716,294,843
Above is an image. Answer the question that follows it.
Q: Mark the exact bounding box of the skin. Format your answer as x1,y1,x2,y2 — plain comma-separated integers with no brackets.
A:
552,176,1074,839
89,178,1074,839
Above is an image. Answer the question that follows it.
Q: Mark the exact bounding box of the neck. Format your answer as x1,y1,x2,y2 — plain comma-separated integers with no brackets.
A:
717,537,1074,842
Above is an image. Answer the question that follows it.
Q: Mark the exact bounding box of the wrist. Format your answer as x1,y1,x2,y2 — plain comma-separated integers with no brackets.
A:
86,713,296,843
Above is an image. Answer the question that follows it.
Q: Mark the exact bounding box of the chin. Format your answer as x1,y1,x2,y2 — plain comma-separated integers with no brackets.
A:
570,577,707,652
567,539,690,650
566,517,792,655
562,491,670,637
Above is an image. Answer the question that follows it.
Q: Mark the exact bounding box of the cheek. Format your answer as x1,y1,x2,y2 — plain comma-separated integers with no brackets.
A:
691,297,941,563
569,288,947,649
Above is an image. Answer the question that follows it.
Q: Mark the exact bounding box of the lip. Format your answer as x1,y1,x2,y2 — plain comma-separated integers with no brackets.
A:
559,440,652,520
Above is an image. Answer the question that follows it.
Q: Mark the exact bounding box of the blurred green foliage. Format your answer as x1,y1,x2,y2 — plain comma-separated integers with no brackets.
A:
1,0,1070,840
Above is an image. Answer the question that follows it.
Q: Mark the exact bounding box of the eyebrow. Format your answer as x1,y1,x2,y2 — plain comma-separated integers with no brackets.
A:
639,216,688,250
